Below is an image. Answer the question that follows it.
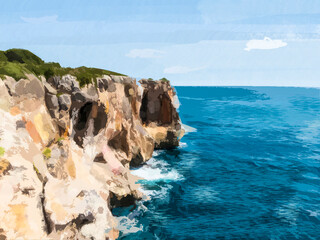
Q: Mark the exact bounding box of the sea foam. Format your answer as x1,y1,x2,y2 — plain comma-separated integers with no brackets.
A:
131,158,183,182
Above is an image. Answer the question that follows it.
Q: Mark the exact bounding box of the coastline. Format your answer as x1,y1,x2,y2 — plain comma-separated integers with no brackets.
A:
0,52,184,239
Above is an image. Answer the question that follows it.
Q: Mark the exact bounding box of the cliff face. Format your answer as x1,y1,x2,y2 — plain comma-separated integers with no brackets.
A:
139,79,184,149
0,72,183,239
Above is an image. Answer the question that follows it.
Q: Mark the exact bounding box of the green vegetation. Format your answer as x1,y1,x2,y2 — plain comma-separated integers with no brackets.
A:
57,137,65,146
146,77,169,83
0,48,125,87
159,77,169,82
0,61,32,80
0,147,5,157
33,164,40,175
42,147,51,159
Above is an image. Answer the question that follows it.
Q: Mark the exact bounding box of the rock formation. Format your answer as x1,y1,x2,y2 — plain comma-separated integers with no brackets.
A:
0,69,183,239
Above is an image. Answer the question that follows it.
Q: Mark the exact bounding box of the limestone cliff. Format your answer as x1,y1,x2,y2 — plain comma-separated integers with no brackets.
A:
0,68,183,239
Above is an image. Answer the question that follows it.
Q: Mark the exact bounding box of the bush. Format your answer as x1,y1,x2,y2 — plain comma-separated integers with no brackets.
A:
0,147,5,157
160,77,169,82
44,68,55,79
0,48,126,84
42,148,51,159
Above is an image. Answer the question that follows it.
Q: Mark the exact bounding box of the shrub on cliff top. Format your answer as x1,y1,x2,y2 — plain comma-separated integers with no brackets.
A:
0,61,32,80
160,77,169,82
4,49,44,65
0,48,125,86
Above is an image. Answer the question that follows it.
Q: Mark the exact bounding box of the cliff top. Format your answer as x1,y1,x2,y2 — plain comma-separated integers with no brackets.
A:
0,48,125,87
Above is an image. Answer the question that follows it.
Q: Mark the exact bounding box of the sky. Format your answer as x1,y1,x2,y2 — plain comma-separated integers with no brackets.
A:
1,0,320,86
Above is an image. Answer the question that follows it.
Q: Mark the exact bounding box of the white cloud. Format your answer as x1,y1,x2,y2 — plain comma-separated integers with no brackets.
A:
21,15,58,24
244,37,287,51
126,49,164,58
163,65,206,74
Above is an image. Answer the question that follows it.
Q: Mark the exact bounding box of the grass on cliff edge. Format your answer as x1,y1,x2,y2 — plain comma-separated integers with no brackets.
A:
0,48,125,87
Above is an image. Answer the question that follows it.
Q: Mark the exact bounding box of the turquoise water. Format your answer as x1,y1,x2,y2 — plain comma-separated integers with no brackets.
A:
113,87,320,239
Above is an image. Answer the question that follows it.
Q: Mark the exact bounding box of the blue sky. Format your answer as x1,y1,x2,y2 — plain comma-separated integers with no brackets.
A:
1,0,320,86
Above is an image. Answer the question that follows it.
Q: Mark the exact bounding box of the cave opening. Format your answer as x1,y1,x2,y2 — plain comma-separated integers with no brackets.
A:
140,93,148,123
74,102,93,131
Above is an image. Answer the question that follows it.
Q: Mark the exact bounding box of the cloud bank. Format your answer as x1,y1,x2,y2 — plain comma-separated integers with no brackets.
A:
245,37,287,51
126,49,164,58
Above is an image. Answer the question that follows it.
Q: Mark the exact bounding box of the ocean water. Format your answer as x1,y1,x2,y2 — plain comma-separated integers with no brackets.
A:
112,87,320,239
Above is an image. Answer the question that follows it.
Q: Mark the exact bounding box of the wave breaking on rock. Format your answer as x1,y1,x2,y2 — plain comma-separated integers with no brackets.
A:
0,51,184,240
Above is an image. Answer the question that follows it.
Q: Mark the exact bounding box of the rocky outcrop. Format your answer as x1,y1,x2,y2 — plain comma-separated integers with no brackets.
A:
139,79,184,148
0,73,183,239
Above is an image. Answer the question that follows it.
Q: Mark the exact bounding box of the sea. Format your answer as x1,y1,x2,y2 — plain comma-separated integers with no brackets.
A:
112,86,320,240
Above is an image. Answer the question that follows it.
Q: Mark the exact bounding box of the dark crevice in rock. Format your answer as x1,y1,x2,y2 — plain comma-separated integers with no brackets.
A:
129,152,144,168
93,153,107,164
73,212,95,229
73,101,108,147
109,192,137,209
4,83,13,96
55,212,95,232
40,181,54,234
97,78,108,92
92,103,108,136
139,92,148,123
21,187,35,196
74,102,93,131
73,102,93,147
124,84,132,98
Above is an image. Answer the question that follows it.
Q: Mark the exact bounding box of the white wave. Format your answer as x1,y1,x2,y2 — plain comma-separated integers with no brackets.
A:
141,185,173,200
132,165,182,181
152,150,161,157
116,216,143,235
296,120,320,144
275,201,300,225
131,158,183,182
182,123,197,133
179,142,188,148
179,96,205,101
302,173,320,180
192,186,220,203
306,209,320,217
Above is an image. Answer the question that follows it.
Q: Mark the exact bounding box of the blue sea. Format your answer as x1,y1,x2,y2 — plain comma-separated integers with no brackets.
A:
113,87,320,239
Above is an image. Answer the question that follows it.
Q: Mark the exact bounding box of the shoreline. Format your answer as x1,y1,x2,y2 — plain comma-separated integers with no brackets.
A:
0,50,184,239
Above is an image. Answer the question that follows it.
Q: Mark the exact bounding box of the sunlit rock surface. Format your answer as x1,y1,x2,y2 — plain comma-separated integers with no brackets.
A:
0,74,182,239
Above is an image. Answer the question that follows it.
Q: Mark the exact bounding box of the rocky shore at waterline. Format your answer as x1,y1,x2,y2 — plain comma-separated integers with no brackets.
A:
0,50,184,239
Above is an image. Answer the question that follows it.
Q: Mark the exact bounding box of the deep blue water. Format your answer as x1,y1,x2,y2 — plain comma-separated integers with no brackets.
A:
113,87,320,239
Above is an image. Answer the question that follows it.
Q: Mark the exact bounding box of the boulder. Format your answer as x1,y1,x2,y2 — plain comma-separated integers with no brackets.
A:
58,94,71,111
45,93,59,119
48,75,80,94
2,76,16,96
14,76,45,99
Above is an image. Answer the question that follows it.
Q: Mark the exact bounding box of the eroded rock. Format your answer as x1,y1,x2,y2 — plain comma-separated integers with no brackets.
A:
139,79,184,148
0,73,183,239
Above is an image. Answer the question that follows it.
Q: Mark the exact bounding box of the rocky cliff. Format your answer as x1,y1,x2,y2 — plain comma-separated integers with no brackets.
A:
0,52,184,239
